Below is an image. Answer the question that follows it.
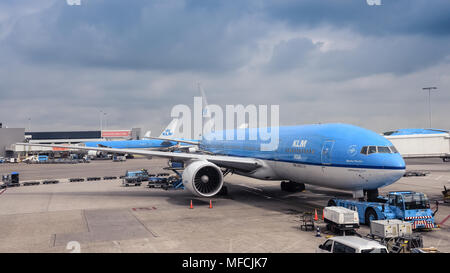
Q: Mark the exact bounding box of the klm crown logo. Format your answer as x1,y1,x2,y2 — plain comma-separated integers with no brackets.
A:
162,129,173,136
366,0,381,6
67,0,81,5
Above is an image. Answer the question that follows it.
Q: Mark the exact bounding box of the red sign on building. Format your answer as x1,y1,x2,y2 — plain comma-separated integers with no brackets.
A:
101,130,131,138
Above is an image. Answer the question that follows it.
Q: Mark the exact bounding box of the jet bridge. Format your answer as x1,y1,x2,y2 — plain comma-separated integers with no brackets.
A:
384,132,450,161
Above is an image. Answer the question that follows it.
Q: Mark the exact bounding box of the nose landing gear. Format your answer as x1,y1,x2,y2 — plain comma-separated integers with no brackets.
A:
364,189,380,202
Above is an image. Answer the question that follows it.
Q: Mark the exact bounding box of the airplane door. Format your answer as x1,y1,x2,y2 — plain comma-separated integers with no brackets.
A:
321,140,335,165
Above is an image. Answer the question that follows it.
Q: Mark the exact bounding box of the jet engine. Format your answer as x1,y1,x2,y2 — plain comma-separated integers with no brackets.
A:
182,161,223,197
187,147,198,153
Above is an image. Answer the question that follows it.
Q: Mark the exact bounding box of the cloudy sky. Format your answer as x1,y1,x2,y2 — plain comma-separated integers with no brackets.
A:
0,0,449,135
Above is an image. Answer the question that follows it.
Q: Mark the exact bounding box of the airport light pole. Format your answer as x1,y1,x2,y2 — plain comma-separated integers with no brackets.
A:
100,110,103,131
104,112,107,130
422,87,437,128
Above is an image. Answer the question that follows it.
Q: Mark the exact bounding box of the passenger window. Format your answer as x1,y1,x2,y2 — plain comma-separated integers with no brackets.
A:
333,242,347,253
368,146,377,154
361,248,387,253
360,146,368,155
345,246,356,253
377,146,391,153
322,240,333,252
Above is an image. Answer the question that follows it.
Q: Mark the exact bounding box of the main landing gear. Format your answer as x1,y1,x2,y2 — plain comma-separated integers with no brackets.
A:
280,181,305,192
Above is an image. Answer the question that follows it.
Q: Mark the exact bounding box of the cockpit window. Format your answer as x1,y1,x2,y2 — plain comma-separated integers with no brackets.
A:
389,146,399,153
360,146,368,155
377,146,391,153
360,145,398,155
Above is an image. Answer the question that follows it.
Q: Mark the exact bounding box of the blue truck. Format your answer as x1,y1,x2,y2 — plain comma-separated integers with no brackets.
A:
122,169,150,186
328,191,438,230
147,175,184,190
38,155,49,162
1,172,20,188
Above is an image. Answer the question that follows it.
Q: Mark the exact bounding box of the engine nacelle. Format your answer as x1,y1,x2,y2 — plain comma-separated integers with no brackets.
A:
182,161,224,197
187,147,198,153
87,150,103,157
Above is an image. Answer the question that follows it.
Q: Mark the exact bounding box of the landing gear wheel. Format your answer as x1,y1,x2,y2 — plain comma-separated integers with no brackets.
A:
328,199,336,206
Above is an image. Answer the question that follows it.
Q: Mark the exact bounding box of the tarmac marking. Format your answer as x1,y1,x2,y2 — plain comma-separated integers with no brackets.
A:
130,211,159,238
439,214,450,226
53,209,155,247
0,188,6,196
82,210,91,233
45,192,54,212
132,207,157,211
51,234,56,248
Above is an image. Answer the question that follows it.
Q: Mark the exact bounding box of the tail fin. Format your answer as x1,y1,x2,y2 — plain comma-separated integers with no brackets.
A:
159,118,180,138
143,130,152,139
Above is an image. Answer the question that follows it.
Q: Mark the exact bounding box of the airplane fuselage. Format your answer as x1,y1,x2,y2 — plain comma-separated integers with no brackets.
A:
201,123,406,191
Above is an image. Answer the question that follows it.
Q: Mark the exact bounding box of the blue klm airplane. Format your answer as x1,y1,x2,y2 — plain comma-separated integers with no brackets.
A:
22,123,405,201
83,119,194,150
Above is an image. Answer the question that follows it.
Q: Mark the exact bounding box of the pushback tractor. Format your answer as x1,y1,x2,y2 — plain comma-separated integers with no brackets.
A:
328,191,437,230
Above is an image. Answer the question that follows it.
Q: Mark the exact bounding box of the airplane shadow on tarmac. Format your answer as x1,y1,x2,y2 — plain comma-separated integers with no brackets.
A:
7,178,353,218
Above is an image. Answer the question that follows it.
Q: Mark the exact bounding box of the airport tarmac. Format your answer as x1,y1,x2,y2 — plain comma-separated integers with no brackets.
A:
0,158,448,253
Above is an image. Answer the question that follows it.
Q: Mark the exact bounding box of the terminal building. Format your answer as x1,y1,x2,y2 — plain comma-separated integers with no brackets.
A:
0,122,141,159
0,123,25,159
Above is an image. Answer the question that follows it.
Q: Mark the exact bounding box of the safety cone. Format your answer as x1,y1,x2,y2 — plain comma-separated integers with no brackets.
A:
316,226,321,237
209,200,213,209
322,209,325,220
190,200,193,209
314,209,318,221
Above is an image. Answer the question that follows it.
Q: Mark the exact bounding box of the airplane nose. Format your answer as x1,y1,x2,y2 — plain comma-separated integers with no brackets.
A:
385,154,406,170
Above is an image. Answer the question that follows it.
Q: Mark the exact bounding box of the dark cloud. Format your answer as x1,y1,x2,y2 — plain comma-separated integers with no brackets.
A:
0,0,449,134
5,0,262,72
264,0,450,37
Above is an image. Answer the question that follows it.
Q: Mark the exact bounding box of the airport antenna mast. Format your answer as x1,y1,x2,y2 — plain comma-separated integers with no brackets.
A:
422,87,437,128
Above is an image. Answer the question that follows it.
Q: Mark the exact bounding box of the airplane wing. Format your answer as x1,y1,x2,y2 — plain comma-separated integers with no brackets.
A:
19,143,261,172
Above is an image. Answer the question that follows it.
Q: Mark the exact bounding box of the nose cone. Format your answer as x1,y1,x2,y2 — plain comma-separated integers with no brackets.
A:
374,154,406,189
388,154,406,170
383,153,406,170
386,154,406,182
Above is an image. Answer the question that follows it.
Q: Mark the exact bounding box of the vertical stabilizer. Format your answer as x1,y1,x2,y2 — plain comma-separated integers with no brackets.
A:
159,118,180,138
143,130,152,139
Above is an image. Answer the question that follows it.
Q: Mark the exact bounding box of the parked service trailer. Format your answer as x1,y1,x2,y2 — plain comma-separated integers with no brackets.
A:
324,206,360,234
385,133,450,161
